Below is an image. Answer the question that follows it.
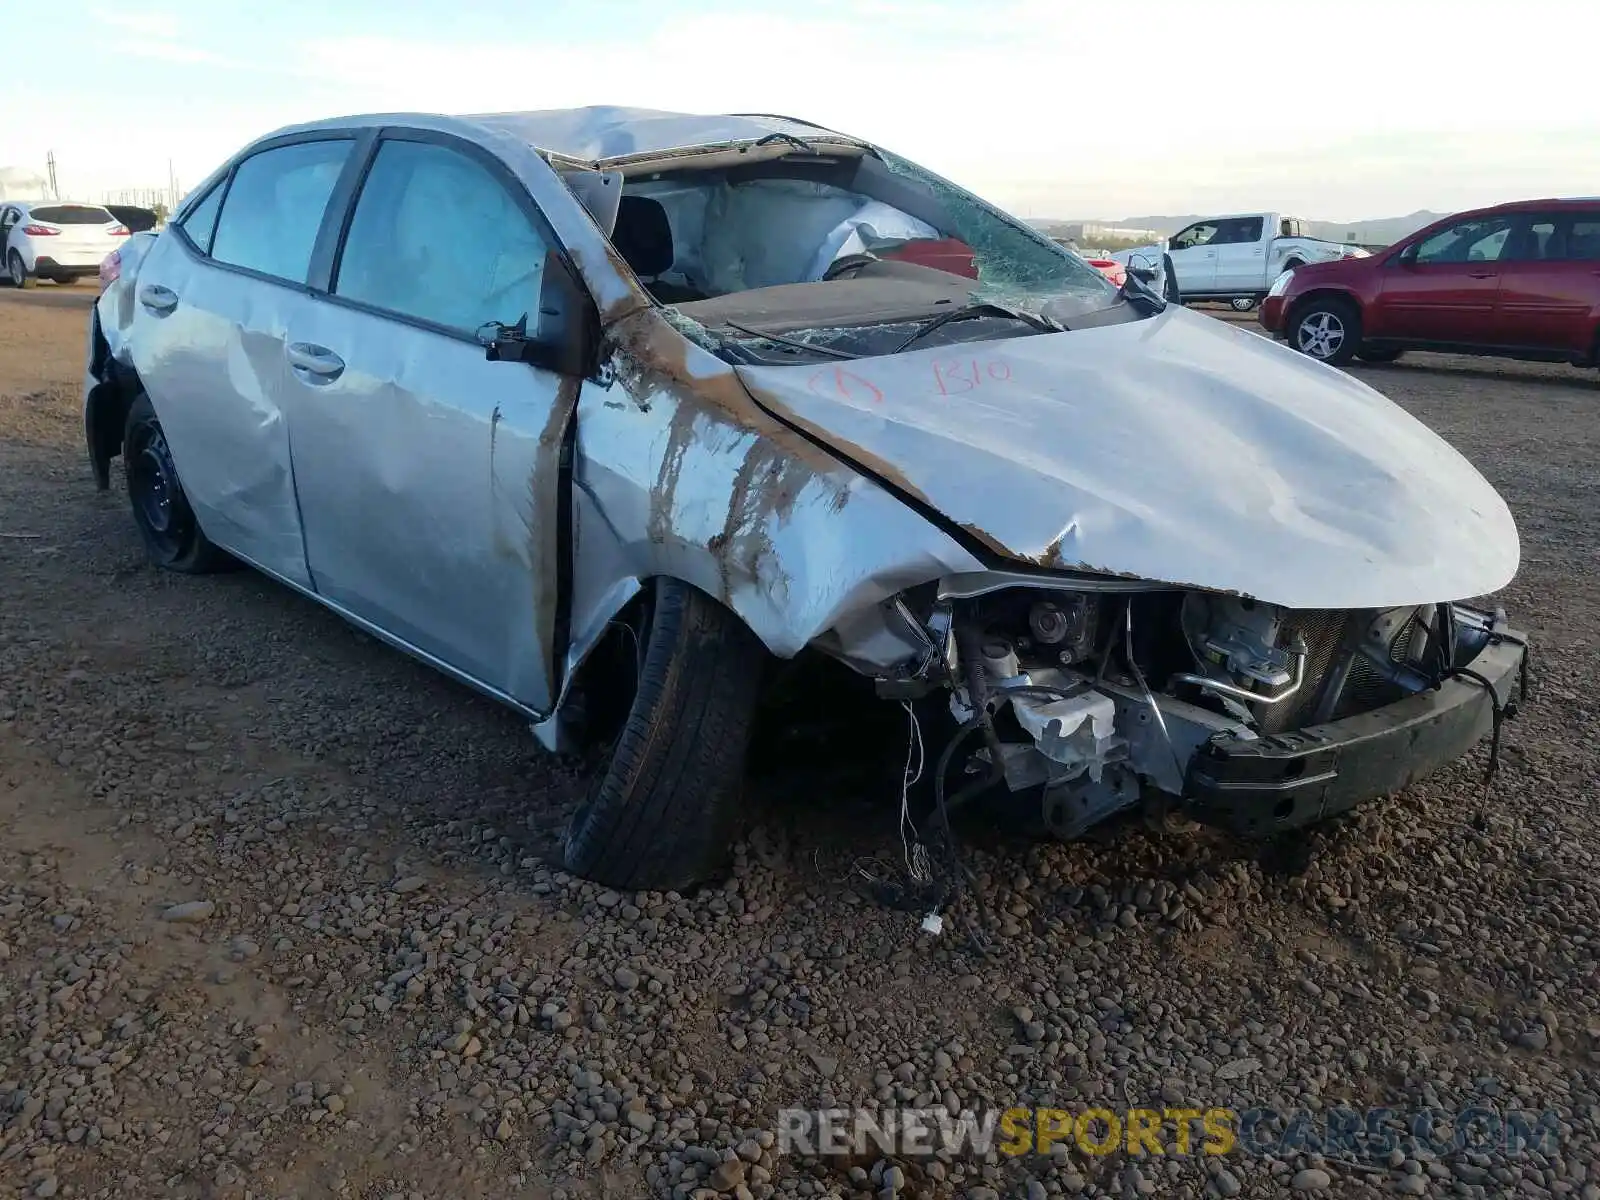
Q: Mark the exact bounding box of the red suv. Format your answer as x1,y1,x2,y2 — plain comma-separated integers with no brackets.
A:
1260,198,1600,367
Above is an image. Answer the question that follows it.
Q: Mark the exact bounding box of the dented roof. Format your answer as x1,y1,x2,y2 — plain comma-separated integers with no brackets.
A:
462,106,860,164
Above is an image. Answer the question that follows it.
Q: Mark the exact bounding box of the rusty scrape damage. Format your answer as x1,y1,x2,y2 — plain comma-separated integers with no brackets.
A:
541,300,987,731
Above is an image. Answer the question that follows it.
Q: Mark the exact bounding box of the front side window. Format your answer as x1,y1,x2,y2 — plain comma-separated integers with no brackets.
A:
210,139,352,283
334,138,549,337
1414,217,1516,265
1170,223,1219,250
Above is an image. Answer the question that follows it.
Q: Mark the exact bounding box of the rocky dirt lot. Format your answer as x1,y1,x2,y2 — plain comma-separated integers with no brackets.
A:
1,287,1598,1200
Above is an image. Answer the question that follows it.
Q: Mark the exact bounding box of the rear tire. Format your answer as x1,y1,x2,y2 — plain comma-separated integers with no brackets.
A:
1290,296,1361,366
8,251,31,289
122,392,233,573
562,578,767,892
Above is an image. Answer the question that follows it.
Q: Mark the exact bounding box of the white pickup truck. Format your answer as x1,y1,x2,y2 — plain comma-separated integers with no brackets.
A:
1114,213,1369,311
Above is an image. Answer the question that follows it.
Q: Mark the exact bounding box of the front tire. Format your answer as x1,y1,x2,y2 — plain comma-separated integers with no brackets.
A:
562,578,767,892
122,392,232,573
1290,297,1361,366
8,251,32,289
1230,297,1257,313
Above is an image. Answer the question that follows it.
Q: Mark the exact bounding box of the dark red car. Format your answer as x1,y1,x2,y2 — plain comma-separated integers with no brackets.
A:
1260,198,1600,367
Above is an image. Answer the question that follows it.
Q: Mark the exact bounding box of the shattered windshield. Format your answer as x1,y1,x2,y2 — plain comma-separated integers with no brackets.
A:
613,143,1129,365
873,149,1115,306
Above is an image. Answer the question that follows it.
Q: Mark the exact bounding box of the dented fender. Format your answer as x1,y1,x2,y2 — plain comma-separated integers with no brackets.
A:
543,306,983,734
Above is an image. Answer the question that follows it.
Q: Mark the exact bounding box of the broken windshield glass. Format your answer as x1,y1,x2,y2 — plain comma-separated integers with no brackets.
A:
876,149,1115,309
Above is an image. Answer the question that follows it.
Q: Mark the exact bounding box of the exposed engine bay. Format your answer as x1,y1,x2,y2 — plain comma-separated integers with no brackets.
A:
858,580,1525,847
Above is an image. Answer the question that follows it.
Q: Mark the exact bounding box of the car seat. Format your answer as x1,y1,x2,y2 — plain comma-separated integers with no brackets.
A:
611,196,703,303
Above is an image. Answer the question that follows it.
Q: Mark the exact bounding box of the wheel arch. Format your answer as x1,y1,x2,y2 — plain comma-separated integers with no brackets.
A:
1285,286,1361,335
85,314,143,491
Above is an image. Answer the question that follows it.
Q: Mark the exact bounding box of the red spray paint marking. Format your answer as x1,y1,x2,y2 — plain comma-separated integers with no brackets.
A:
807,366,884,404
931,358,1012,395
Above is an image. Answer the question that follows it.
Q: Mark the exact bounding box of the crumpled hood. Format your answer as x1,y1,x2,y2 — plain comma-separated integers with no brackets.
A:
735,307,1519,609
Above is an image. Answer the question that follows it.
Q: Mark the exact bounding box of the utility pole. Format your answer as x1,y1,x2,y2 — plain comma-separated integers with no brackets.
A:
46,151,59,200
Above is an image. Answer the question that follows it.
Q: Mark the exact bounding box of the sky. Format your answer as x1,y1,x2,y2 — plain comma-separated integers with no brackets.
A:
6,0,1600,223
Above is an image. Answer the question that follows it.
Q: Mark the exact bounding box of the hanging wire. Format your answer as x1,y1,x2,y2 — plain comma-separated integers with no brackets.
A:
899,700,930,883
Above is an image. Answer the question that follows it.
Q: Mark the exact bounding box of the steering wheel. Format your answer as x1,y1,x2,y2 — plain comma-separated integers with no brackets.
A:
822,253,880,282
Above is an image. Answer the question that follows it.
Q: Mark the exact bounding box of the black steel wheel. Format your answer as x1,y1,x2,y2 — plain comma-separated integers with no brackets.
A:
122,392,232,573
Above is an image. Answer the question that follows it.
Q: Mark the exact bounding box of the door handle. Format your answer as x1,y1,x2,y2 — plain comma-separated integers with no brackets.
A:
1468,270,1496,279
138,284,178,314
285,342,346,381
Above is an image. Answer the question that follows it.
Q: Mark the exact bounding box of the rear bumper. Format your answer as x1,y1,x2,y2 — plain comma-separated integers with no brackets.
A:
34,255,102,278
1184,626,1527,837
1258,295,1288,334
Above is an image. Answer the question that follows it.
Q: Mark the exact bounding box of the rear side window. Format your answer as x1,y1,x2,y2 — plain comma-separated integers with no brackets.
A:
29,205,114,225
179,184,224,254
334,138,548,337
211,140,352,283
1566,219,1600,261
1214,216,1264,244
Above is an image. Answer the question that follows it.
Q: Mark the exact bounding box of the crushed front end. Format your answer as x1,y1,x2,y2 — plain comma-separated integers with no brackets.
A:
862,578,1528,841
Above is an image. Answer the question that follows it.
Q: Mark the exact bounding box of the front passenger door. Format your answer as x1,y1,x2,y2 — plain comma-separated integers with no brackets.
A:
1371,215,1519,344
1165,221,1220,294
283,133,583,714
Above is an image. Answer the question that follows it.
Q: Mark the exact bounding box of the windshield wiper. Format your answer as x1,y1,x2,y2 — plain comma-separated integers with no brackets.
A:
754,131,817,155
889,302,1058,355
722,320,860,360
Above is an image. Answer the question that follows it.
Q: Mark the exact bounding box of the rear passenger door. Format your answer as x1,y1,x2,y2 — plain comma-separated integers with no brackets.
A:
1495,212,1600,355
1210,216,1267,294
0,207,19,263
123,135,357,588
280,131,580,714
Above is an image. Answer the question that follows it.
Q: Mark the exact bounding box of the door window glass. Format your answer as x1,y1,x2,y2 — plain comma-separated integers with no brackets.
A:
1564,219,1600,261
1169,223,1218,250
1211,217,1264,245
178,182,225,254
334,139,549,337
211,140,352,282
1414,217,1515,265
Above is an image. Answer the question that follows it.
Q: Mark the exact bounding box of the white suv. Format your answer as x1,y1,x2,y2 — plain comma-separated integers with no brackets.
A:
1,200,129,287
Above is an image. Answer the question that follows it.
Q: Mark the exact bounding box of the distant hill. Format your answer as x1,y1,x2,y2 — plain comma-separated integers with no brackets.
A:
1034,210,1447,247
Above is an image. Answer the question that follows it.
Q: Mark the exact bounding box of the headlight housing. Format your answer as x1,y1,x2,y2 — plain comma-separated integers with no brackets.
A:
1267,269,1295,298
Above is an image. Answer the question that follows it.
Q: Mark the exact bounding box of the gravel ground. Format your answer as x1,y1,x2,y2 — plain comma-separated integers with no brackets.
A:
1,287,1598,1200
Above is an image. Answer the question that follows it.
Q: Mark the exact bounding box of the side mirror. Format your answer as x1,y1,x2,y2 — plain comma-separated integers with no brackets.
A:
482,249,599,378
1130,266,1158,283
1396,244,1419,266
